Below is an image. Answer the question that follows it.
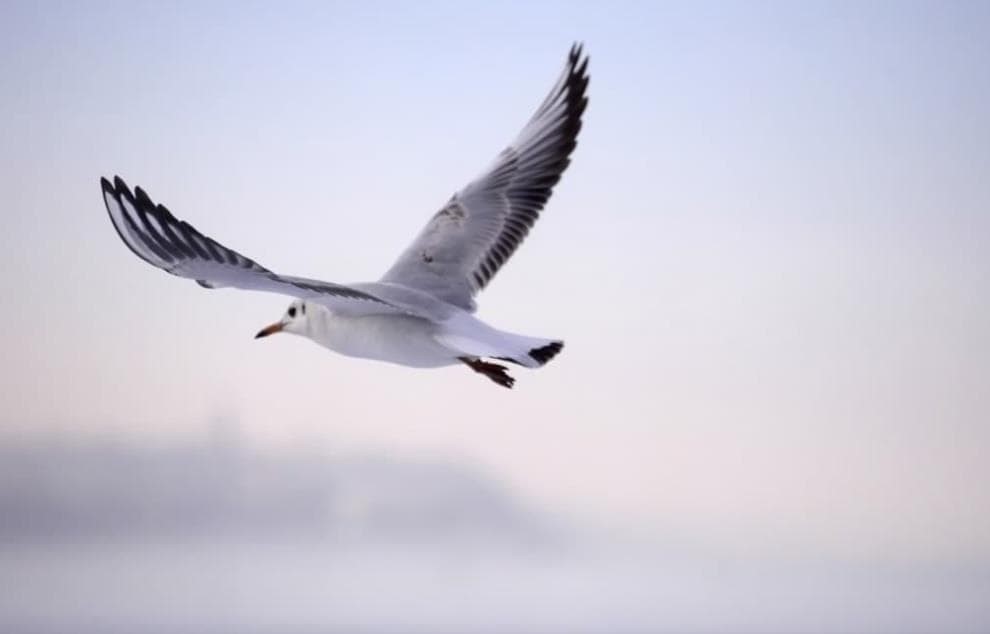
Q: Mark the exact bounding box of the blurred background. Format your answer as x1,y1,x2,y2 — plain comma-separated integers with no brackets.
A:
2,1,989,632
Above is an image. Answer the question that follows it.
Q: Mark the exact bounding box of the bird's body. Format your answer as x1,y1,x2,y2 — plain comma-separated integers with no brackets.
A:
302,304,557,370
310,310,458,369
101,45,588,388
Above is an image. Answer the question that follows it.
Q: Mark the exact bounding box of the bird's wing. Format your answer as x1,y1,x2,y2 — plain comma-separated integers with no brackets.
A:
380,44,590,311
101,176,433,319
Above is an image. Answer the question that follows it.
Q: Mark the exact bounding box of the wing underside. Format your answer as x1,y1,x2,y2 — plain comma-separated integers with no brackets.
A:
101,176,415,318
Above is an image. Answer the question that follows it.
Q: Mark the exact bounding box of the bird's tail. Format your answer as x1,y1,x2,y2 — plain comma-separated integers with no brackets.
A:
438,325,563,369
501,337,564,367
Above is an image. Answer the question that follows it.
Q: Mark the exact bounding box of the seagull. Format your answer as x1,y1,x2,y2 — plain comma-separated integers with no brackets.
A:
101,44,589,388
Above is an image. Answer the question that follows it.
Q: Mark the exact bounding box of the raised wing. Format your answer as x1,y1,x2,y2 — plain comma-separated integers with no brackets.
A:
380,44,589,311
101,176,422,318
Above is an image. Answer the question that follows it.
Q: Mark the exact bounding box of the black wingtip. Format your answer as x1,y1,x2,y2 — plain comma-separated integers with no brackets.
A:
113,175,130,194
568,42,588,69
134,186,153,207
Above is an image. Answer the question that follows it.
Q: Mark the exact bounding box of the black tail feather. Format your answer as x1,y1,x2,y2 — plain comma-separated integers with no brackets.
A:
529,341,564,366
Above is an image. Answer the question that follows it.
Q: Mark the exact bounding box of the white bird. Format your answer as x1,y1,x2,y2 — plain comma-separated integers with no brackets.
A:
102,44,589,388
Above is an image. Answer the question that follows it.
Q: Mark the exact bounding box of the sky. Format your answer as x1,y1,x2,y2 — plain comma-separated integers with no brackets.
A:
1,0,989,566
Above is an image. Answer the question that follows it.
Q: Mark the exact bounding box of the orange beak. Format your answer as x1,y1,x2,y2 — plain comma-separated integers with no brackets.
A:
254,322,284,339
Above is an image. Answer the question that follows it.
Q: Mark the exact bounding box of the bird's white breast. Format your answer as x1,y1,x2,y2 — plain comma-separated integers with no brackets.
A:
306,307,457,368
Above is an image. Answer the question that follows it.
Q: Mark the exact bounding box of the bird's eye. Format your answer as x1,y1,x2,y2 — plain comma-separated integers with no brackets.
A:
288,307,297,318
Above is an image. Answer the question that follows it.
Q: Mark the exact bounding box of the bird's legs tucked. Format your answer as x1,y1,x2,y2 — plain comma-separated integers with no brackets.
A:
459,357,515,389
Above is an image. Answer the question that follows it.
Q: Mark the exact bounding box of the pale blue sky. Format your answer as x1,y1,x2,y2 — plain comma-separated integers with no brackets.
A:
2,1,989,564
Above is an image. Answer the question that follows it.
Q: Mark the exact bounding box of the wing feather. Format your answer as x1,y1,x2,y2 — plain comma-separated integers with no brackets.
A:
101,176,426,318
381,44,589,310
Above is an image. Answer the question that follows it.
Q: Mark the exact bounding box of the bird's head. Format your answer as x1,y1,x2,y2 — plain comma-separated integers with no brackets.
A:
255,299,310,339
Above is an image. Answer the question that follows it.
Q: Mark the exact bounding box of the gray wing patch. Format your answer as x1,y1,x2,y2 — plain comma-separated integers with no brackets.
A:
380,44,589,310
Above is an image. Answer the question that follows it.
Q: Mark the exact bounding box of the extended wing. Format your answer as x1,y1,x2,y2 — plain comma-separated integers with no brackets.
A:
380,44,590,311
102,176,425,319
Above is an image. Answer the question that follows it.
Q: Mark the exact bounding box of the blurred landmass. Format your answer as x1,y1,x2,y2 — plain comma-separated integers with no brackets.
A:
0,428,551,547
1,428,988,633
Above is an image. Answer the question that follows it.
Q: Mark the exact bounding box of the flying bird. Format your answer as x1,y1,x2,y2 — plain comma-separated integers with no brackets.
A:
101,45,589,388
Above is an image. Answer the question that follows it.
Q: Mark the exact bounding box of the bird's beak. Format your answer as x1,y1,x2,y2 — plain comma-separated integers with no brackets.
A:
254,322,284,339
